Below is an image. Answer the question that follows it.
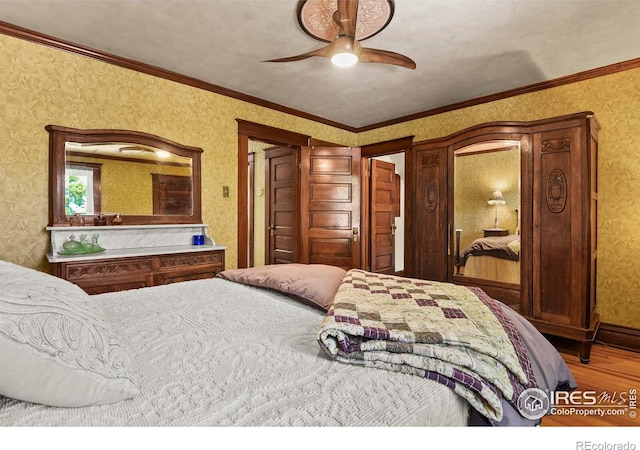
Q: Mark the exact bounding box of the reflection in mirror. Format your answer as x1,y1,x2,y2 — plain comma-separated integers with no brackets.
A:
65,162,101,215
47,125,202,226
453,141,521,285
65,142,193,216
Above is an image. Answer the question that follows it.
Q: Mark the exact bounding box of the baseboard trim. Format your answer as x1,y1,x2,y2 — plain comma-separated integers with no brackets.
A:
596,323,640,352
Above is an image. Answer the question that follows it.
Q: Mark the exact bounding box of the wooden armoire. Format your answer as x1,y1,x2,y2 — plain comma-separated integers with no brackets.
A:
410,112,600,362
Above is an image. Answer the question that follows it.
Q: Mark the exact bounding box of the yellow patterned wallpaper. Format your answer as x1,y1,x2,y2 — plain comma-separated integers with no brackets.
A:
357,68,640,329
0,33,353,273
1,32,639,329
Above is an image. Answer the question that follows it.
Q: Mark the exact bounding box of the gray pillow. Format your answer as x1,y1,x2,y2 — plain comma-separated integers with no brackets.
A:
217,264,347,311
0,260,139,407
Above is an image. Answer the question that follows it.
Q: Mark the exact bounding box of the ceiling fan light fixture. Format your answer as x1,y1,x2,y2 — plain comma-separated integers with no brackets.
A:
331,51,359,67
265,0,415,69
330,35,361,68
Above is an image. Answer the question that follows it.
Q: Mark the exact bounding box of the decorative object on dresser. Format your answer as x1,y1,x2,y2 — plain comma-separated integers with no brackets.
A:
57,233,105,256
93,213,107,226
411,111,599,363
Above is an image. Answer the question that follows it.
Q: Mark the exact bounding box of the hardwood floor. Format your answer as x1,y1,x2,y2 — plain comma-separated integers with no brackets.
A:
541,341,640,427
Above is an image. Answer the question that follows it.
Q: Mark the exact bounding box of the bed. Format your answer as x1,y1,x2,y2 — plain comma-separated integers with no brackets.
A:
0,260,574,427
458,234,520,283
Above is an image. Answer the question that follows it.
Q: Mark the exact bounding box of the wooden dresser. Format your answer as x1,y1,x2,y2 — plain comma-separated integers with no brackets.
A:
47,224,225,294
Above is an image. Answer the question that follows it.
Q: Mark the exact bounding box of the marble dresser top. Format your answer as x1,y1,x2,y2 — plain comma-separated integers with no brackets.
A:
46,224,225,263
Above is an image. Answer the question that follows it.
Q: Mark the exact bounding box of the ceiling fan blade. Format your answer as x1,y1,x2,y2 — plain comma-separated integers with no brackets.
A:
262,45,332,63
359,48,417,70
335,0,359,37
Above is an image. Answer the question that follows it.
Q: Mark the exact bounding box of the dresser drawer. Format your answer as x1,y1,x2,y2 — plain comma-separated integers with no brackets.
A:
156,250,225,285
58,257,153,281
53,257,154,294
50,249,225,294
157,251,223,270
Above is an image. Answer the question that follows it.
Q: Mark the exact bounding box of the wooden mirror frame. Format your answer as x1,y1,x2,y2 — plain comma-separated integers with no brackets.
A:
47,125,203,226
447,130,531,309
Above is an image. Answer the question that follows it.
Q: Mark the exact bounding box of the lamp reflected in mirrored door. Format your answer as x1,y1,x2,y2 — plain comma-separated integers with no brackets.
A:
487,189,506,228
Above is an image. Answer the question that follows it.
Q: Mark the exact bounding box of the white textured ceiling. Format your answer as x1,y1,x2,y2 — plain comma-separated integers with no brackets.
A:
1,0,640,129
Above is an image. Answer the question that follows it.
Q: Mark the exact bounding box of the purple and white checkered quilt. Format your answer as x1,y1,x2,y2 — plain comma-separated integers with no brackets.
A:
317,269,537,422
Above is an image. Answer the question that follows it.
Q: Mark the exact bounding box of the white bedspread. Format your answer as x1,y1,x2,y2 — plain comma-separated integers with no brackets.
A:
0,278,468,426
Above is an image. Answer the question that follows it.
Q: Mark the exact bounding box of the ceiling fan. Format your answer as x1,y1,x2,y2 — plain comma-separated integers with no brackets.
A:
263,0,416,69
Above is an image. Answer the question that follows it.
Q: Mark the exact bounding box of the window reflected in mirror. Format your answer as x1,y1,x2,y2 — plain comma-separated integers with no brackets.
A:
453,141,521,285
65,162,101,215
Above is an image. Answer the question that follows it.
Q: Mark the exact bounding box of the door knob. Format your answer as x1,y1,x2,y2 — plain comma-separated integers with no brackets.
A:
352,227,359,242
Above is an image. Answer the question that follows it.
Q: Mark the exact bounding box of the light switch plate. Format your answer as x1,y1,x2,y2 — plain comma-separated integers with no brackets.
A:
222,186,229,197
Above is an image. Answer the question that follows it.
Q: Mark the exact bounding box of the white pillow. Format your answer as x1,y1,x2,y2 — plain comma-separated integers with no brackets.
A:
0,260,139,407
507,239,520,255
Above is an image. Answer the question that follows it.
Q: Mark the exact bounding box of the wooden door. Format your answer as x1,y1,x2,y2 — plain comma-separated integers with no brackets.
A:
532,125,585,327
530,116,600,362
300,146,361,270
152,174,192,215
265,147,299,265
370,159,396,274
412,146,448,281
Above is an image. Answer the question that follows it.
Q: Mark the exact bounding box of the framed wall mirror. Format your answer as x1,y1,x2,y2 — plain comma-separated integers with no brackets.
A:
47,125,203,226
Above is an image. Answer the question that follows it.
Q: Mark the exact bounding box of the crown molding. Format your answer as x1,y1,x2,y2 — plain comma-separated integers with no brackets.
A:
2,20,640,134
357,57,640,132
0,20,358,133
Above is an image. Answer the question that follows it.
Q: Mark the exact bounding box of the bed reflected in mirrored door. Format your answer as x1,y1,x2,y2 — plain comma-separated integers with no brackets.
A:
452,141,521,288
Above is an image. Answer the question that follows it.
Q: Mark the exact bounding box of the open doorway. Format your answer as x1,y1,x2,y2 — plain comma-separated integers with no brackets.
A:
249,142,300,267
237,120,309,269
361,136,413,277
248,140,268,267
367,153,405,275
